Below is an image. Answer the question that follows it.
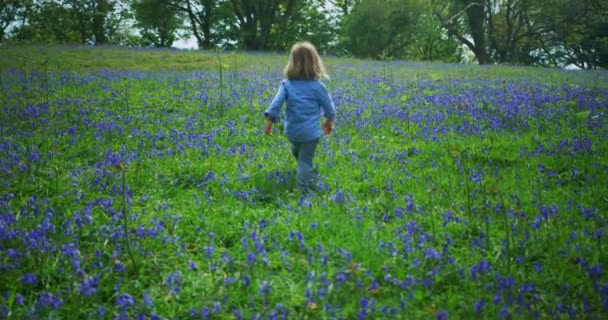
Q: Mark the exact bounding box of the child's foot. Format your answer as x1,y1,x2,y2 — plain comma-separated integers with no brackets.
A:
296,184,316,196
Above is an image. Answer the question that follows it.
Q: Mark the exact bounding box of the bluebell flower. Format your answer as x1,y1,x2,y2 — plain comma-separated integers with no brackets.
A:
498,276,514,290
247,252,256,265
98,306,106,317
499,304,510,318
474,299,485,314
360,297,369,309
212,301,221,313
368,280,380,291
114,262,126,273
493,292,501,305
437,310,448,320
80,275,99,296
116,293,134,309
519,282,536,293
425,247,441,260
588,264,602,279
166,271,182,287
357,309,367,320
204,246,214,258
37,292,63,309
200,307,210,319
318,287,326,299
143,290,153,307
6,291,21,307
21,273,37,285
258,281,271,296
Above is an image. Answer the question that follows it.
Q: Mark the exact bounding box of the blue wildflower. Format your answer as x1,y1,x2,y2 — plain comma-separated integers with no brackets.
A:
437,310,448,320
474,299,485,314
258,281,271,296
499,304,510,318
21,273,37,285
116,293,134,309
114,262,126,273
143,291,153,307
360,297,369,309
425,247,441,260
80,275,99,296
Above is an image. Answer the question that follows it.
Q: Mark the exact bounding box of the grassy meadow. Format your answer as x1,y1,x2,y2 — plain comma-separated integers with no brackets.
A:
0,45,607,319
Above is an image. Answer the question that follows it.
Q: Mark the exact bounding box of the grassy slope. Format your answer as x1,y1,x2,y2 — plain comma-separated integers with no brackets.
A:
0,45,607,319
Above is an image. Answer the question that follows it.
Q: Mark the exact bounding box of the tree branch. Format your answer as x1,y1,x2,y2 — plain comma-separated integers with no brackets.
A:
434,11,476,52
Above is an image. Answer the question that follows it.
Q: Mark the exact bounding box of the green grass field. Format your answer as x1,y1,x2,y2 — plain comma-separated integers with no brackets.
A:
0,45,607,319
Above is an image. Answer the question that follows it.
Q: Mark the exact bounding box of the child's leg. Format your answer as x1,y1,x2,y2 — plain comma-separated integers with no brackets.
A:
296,139,319,191
291,141,300,160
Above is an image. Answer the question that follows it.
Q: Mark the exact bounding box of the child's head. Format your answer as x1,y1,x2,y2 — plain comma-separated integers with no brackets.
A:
283,41,327,80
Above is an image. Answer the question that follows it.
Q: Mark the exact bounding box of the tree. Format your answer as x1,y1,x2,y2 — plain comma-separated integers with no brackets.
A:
268,0,336,51
534,0,608,69
0,0,31,43
341,0,405,59
409,3,462,62
435,0,490,64
92,0,110,44
11,0,82,44
435,0,552,65
56,0,127,45
329,0,358,16
227,0,299,50
133,0,183,47
340,0,460,61
10,0,129,45
167,0,218,49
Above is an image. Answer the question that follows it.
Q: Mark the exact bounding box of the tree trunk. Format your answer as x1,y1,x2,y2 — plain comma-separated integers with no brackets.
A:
463,0,489,64
230,0,298,51
93,0,109,45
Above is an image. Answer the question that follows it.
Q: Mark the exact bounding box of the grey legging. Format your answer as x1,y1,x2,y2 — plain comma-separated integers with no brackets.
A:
290,139,319,190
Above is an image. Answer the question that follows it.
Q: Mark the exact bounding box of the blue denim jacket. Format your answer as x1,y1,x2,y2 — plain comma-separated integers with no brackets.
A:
264,79,336,142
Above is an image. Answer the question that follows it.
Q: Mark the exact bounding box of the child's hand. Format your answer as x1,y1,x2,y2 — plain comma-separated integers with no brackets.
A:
264,118,273,135
323,120,333,135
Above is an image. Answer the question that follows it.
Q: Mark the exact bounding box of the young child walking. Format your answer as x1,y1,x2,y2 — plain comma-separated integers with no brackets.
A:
264,41,336,192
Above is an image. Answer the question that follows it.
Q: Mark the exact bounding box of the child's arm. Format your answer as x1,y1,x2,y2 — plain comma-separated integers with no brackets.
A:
318,83,336,134
264,117,273,135
264,82,287,124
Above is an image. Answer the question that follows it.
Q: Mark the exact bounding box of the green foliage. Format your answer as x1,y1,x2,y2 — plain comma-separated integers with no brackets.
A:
132,0,182,48
2,0,607,68
268,0,336,52
341,0,460,62
533,0,608,69
0,0,31,42
436,0,608,68
341,0,415,59
10,1,82,44
9,0,131,45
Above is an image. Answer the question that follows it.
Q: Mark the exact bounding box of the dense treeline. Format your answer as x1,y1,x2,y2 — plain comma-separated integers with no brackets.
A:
1,0,606,68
